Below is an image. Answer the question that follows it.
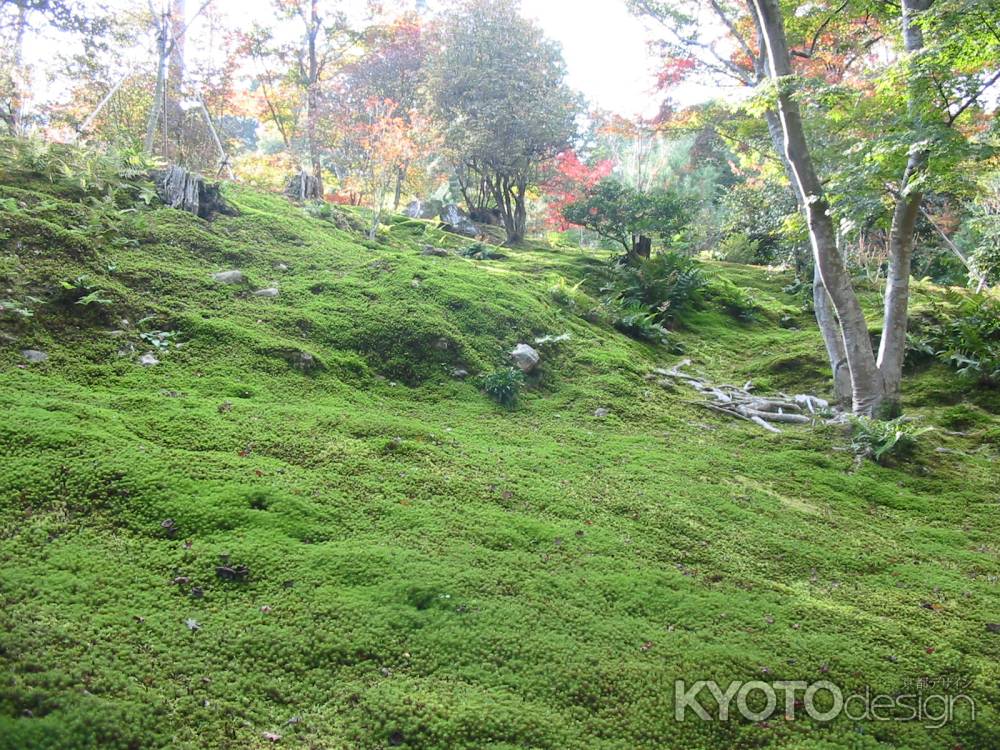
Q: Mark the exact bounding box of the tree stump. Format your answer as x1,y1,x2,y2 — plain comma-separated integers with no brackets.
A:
152,165,237,220
284,171,323,202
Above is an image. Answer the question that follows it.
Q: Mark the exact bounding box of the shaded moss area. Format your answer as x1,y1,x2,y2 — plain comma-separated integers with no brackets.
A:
1,180,998,750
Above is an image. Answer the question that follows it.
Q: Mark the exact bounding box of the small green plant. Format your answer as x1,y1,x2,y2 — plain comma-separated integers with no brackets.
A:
58,275,111,307
547,276,585,309
850,416,932,465
599,251,706,326
905,290,1000,384
707,277,760,321
610,302,672,346
460,242,501,260
480,368,525,407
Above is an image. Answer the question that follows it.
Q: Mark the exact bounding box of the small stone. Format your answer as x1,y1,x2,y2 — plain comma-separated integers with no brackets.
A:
212,270,245,284
253,287,280,298
421,245,450,257
594,408,610,418
20,349,47,363
274,262,290,271
434,337,450,351
139,352,159,367
510,343,540,373
452,368,469,379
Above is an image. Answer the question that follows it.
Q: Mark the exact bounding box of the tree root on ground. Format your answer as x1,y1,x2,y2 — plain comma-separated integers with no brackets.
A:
650,359,839,433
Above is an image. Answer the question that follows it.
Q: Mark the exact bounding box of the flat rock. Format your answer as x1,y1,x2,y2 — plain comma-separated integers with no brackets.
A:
21,349,48,363
139,352,160,367
253,288,280,298
594,408,610,418
212,270,245,284
510,343,540,373
421,245,450,257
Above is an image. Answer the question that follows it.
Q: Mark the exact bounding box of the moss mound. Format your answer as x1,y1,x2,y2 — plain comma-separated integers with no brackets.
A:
1,165,998,749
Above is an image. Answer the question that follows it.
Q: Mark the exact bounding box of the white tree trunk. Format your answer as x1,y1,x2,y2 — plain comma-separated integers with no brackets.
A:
749,0,884,415
876,0,933,407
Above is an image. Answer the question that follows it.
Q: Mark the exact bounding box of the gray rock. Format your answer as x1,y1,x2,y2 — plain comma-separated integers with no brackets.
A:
21,349,48,363
253,288,280,298
594,408,610,418
139,352,159,367
421,245,450,257
274,262,290,272
510,343,540,373
405,199,443,220
439,204,479,238
213,270,245,284
452,368,470,379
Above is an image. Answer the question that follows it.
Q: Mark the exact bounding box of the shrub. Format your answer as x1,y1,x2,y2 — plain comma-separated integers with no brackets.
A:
609,302,672,346
850,416,932,465
480,368,525,407
600,251,706,326
715,232,763,264
706,277,760,321
906,291,1000,384
460,242,502,260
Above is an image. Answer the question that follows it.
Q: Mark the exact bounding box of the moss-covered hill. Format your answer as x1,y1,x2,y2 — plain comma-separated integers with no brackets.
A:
1,162,998,749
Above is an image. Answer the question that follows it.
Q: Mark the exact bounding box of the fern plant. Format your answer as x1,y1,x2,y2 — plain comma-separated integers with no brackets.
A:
906,290,1000,384
850,416,932,465
480,368,525,408
599,251,706,326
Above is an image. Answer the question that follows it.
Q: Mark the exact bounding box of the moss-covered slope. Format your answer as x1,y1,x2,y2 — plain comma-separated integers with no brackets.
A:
0,175,998,749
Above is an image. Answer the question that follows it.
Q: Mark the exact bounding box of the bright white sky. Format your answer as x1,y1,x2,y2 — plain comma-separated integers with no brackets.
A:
24,0,717,119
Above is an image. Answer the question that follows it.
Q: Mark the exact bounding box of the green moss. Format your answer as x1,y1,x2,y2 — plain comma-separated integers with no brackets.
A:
0,172,998,749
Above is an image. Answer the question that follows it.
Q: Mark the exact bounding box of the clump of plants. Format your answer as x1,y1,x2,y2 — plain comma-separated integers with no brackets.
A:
706,277,761,321
480,367,525,407
460,242,502,260
609,302,672,346
906,290,1000,385
57,275,112,308
850,416,932,465
600,251,706,326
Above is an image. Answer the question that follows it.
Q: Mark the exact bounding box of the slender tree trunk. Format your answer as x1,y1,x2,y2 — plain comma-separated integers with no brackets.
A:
4,4,28,135
145,17,169,154
393,163,407,210
754,26,852,407
304,0,324,196
813,263,853,404
876,0,933,407
750,0,884,415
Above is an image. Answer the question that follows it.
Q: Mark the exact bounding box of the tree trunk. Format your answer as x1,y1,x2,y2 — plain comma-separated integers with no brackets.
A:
813,263,852,404
631,235,652,259
2,4,28,135
876,0,932,407
145,16,169,153
304,0,324,196
762,105,851,406
749,0,884,415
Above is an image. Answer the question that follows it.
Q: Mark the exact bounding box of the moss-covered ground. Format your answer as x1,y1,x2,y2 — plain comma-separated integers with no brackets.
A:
1,174,998,749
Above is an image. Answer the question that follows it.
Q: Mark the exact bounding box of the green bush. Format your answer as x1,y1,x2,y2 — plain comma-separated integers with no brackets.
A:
706,277,760,321
906,290,1000,384
715,232,763,264
609,302,672,345
850,416,932,465
480,368,525,407
600,251,706,326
